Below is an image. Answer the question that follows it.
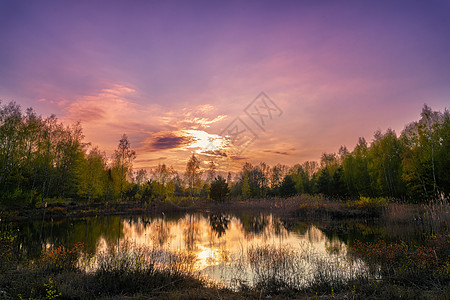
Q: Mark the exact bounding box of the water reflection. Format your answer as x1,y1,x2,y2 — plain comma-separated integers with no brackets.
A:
183,214,201,251
11,212,423,288
209,213,230,238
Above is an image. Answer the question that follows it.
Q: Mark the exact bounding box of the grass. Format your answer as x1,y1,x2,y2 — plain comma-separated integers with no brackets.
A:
242,240,450,299
243,243,366,296
0,240,210,299
0,242,448,299
350,235,450,285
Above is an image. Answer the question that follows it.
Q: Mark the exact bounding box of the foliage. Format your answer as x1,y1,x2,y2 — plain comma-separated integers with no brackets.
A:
185,154,202,199
40,243,84,272
350,235,450,285
279,175,296,197
1,101,448,205
233,104,449,203
0,101,138,206
112,134,136,201
0,224,18,270
209,175,229,201
44,277,61,299
347,196,388,209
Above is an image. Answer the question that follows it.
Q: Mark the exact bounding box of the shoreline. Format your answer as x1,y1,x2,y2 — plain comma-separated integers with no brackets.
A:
0,196,429,224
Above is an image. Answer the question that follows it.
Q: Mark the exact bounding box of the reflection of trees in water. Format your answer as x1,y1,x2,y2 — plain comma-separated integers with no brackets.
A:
272,217,288,239
305,225,326,243
140,216,152,228
249,215,269,235
14,216,124,258
126,216,152,237
209,213,230,238
183,214,201,251
241,214,269,237
150,218,172,247
68,216,124,254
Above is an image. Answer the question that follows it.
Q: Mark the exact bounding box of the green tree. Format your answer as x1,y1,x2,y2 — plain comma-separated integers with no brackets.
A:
0,102,23,196
77,146,107,202
242,172,251,198
210,175,229,202
151,163,175,199
368,129,405,198
435,109,450,197
401,105,449,200
279,175,296,197
112,134,136,201
185,154,201,200
352,137,373,196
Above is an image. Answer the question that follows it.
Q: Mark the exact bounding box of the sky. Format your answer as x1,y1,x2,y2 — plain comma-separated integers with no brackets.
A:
1,0,449,173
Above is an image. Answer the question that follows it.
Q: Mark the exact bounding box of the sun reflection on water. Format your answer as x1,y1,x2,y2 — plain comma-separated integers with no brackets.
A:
87,213,365,287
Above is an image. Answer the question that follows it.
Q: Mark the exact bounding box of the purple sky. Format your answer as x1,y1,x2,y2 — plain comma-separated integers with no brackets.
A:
1,0,449,171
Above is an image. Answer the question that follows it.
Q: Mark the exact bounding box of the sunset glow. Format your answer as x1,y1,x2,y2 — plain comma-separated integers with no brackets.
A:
1,0,449,171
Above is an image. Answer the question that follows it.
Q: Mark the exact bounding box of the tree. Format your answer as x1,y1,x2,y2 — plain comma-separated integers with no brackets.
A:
206,161,216,184
77,146,107,202
271,164,288,195
240,162,269,198
279,175,296,197
0,102,23,195
210,176,229,202
346,137,373,197
435,109,450,197
242,172,251,198
113,134,136,201
368,129,404,198
301,161,318,194
151,163,175,199
185,154,201,200
401,105,449,200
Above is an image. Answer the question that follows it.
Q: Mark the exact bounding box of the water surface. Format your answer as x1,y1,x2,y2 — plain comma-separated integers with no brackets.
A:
10,212,423,287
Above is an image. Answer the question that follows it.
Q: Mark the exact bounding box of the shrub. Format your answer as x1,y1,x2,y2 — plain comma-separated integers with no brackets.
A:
347,197,389,209
350,235,450,285
347,197,388,217
0,225,18,270
40,243,84,272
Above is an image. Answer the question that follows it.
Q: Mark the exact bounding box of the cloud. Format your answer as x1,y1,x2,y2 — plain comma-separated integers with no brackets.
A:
176,115,227,129
263,149,294,156
165,105,227,130
59,83,228,154
63,84,140,124
135,157,167,164
143,132,194,152
202,150,228,157
230,156,248,161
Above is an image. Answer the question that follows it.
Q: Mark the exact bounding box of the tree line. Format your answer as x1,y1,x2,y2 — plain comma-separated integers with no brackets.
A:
1,101,448,207
0,101,136,207
231,104,449,202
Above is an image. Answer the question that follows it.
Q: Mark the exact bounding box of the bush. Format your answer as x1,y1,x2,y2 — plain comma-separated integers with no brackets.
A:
347,197,388,217
0,225,18,270
350,235,450,286
40,243,84,272
347,197,389,209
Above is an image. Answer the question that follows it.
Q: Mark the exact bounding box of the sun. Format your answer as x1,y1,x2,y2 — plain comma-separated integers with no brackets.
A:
183,130,228,154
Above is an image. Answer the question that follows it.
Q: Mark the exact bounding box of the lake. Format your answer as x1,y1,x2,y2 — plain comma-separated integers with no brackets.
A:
11,211,425,289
